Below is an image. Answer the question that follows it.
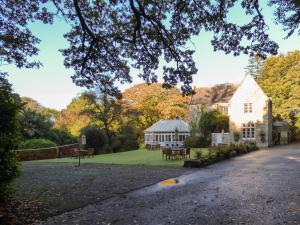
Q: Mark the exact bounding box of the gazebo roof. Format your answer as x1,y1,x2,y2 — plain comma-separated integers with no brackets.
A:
145,119,190,133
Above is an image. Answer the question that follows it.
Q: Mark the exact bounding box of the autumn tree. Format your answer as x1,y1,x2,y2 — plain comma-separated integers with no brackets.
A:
120,83,189,132
21,97,58,120
258,50,300,138
55,94,92,136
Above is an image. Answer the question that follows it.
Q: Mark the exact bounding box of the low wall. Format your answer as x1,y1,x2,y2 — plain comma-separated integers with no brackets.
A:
16,143,78,161
57,144,78,158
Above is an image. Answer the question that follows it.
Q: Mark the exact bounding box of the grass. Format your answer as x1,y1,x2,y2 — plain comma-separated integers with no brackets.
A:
39,148,208,167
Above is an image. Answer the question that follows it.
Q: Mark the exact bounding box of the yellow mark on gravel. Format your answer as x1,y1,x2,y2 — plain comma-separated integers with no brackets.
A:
160,178,179,186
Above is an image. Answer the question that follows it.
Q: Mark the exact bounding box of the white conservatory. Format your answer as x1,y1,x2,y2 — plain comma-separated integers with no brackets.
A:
144,119,190,147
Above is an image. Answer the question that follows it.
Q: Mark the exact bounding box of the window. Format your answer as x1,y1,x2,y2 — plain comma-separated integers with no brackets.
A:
244,103,253,113
166,135,171,142
179,135,185,141
242,123,255,139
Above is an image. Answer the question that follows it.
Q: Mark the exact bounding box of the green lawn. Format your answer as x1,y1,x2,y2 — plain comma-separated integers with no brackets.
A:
40,148,206,167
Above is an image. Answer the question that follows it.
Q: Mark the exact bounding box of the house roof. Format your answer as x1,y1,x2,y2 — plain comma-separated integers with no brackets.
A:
145,119,190,132
228,75,270,104
190,83,238,105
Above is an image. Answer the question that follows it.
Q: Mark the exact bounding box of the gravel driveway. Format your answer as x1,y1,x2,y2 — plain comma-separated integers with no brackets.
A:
41,143,300,225
14,163,188,218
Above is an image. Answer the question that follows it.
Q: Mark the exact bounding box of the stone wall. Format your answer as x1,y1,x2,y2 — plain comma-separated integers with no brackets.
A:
16,143,78,161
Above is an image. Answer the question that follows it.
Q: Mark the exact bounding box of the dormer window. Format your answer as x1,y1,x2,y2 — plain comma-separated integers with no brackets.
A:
244,103,253,113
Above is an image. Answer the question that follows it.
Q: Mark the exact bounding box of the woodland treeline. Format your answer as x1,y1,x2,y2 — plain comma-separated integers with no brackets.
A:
19,83,189,152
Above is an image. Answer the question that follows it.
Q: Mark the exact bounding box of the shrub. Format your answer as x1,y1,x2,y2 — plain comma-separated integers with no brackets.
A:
194,149,207,160
233,132,240,142
229,150,237,157
184,136,209,148
0,76,22,201
195,148,225,165
221,146,233,158
209,147,224,160
233,143,248,154
246,142,258,151
186,143,259,168
206,149,217,163
19,138,57,149
80,126,108,153
184,136,197,148
111,126,139,152
0,150,19,201
46,128,77,145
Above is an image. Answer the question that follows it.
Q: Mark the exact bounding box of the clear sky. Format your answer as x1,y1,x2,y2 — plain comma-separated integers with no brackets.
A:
5,3,300,110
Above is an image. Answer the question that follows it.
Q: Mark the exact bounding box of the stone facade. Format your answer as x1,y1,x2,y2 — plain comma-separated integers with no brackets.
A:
189,75,273,148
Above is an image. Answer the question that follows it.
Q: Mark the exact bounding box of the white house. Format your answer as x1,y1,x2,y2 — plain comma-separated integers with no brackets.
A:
144,119,190,147
189,75,272,148
228,75,272,147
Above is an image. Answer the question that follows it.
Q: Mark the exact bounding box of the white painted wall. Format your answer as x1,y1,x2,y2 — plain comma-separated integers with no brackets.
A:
228,75,272,147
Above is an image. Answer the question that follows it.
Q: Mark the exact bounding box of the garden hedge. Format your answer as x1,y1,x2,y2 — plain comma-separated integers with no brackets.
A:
184,143,258,168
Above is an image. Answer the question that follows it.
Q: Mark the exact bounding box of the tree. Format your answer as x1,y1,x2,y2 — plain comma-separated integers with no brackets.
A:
2,1,300,89
19,109,54,140
258,50,300,139
58,0,284,96
0,2,52,200
0,0,53,73
120,83,189,132
0,76,22,201
55,94,92,136
82,85,121,148
197,110,229,141
21,97,58,120
244,54,264,80
111,125,139,152
2,1,300,96
270,0,300,37
80,126,108,153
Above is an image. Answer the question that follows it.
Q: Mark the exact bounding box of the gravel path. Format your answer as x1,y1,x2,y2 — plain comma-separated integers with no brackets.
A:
41,143,300,225
14,163,188,218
